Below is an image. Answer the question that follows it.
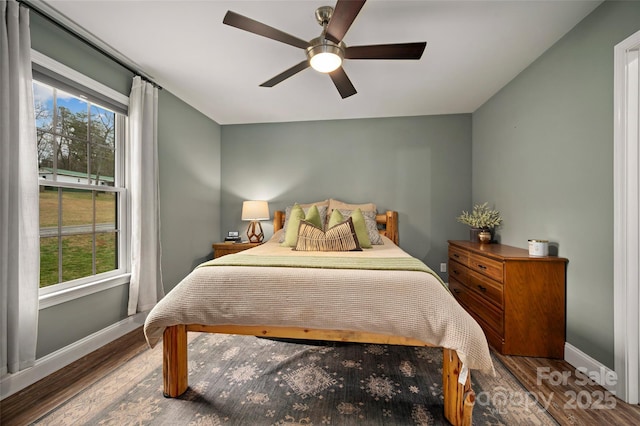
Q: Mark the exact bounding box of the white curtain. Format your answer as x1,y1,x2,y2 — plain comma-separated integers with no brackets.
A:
0,0,39,374
127,76,164,315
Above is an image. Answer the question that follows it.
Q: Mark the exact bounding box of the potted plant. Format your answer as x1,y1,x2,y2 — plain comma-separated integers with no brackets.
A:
456,202,502,243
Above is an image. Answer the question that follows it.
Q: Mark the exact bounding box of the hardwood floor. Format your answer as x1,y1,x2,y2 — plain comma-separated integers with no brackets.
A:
0,329,148,426
494,352,640,425
1,328,639,425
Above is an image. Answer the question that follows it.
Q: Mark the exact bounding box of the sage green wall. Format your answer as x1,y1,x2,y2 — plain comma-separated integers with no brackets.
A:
36,286,129,358
472,0,640,368
220,114,472,278
158,90,221,293
30,13,221,357
29,13,131,96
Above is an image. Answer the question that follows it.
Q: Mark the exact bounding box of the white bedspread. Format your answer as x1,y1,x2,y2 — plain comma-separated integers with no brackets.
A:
143,234,494,374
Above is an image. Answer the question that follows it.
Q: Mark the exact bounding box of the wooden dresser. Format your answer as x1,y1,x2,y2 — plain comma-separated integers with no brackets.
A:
448,240,568,358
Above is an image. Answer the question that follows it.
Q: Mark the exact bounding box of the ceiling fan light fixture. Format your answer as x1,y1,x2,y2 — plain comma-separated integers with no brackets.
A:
310,52,342,73
307,39,344,73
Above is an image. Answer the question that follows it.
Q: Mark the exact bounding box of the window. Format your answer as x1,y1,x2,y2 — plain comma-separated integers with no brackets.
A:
32,51,130,305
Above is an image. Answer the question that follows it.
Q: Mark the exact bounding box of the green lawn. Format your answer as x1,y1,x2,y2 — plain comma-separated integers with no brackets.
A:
40,189,115,226
40,189,117,287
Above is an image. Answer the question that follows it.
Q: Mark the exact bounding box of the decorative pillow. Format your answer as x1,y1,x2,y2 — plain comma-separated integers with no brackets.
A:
303,199,330,209
337,209,382,245
280,204,306,247
279,203,328,243
328,198,377,214
328,208,371,248
327,208,344,229
304,205,324,230
295,217,362,252
271,228,285,241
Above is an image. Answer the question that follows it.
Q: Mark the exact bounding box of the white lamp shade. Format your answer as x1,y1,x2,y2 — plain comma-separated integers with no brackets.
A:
241,200,270,221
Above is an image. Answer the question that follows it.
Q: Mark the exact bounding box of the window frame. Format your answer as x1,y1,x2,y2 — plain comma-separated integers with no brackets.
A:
32,50,131,309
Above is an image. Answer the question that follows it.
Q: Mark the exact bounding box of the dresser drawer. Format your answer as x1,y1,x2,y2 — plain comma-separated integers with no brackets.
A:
448,245,469,266
467,269,503,308
448,259,468,283
449,278,504,335
468,252,503,282
475,316,505,353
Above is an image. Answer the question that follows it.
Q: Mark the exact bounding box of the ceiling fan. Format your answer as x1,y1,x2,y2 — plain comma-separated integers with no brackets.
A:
223,0,426,99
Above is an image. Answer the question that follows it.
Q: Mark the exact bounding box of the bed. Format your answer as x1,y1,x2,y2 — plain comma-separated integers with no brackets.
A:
144,206,493,426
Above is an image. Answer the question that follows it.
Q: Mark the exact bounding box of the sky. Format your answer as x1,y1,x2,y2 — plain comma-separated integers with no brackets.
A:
33,80,114,130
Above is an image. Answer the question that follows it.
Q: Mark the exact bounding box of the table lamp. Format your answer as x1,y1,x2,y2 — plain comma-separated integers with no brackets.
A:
241,200,270,243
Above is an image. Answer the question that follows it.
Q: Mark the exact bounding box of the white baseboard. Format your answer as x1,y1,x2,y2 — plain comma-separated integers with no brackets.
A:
565,342,617,393
0,312,148,400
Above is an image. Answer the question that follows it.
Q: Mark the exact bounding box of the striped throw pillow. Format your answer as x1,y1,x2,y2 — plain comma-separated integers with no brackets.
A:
295,217,362,252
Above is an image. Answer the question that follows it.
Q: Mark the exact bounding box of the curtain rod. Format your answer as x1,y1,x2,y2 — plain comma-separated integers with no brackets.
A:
18,0,162,90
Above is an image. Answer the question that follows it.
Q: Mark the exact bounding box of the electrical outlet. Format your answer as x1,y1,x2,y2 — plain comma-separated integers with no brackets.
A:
440,263,447,273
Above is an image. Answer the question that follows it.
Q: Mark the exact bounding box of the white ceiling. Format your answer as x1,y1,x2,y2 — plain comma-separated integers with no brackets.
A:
42,0,602,125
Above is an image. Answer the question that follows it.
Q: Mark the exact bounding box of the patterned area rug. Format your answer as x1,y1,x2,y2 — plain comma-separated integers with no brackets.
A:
35,333,556,425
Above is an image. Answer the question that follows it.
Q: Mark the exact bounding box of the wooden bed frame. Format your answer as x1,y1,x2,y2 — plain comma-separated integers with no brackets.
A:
161,210,475,426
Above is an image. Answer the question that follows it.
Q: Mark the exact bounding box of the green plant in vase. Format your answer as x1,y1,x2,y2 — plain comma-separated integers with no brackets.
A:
457,202,502,243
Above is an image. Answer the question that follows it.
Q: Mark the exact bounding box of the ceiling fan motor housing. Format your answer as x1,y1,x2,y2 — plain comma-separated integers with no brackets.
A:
315,6,334,26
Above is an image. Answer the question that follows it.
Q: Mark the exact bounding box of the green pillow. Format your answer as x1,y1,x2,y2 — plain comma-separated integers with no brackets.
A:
281,204,306,247
350,208,372,248
281,204,324,247
304,205,323,230
327,208,344,229
328,208,371,248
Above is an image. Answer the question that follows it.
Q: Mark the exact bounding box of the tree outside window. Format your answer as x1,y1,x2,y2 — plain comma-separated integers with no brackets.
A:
34,80,122,288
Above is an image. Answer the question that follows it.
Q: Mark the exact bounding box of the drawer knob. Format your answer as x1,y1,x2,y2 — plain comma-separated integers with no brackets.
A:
453,253,460,258
452,288,461,294
477,285,487,292
453,269,460,275
477,264,487,270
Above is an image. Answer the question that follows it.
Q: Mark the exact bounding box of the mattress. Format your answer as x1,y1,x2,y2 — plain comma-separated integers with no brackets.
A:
143,234,494,374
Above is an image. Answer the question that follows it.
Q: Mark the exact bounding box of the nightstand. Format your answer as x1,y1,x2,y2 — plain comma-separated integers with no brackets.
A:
212,242,262,258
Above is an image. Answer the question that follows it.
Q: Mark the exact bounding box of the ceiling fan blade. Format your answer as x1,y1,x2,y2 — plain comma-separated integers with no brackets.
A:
329,67,357,99
260,60,310,87
325,0,366,44
345,42,427,60
223,11,310,50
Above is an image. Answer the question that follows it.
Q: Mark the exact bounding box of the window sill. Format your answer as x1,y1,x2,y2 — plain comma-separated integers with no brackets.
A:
39,273,131,309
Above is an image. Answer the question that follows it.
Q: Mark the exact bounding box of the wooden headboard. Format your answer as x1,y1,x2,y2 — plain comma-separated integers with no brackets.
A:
273,210,399,246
